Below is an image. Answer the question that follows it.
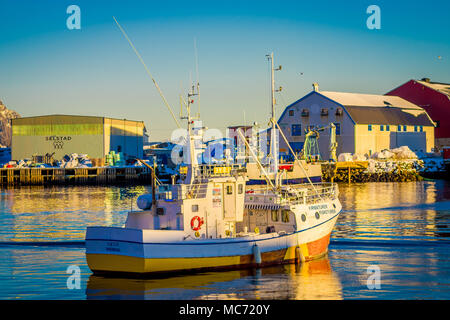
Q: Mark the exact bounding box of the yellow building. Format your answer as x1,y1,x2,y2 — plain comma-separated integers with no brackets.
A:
278,85,435,159
12,115,146,161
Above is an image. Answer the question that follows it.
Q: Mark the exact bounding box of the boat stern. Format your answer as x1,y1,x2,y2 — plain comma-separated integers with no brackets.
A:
85,226,146,274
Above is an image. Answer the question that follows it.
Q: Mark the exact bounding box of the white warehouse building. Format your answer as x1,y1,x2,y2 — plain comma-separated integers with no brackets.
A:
277,85,435,159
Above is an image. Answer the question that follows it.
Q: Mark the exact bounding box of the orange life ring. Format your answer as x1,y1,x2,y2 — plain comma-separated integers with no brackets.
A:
190,216,204,231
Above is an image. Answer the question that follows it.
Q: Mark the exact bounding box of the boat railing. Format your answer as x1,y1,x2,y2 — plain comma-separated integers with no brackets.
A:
193,164,246,179
169,183,209,200
246,182,339,205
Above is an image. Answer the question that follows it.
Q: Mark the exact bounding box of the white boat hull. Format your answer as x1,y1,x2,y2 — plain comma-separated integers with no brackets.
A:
85,210,340,275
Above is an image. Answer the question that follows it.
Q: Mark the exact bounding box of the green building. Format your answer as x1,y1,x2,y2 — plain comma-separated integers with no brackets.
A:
11,115,146,162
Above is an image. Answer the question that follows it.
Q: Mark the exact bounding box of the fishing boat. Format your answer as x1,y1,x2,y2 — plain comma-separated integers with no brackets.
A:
85,48,341,275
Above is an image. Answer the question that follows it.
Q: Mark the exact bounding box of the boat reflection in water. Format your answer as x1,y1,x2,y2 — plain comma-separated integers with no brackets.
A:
85,256,342,300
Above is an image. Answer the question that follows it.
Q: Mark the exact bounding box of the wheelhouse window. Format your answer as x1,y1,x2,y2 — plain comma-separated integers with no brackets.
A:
192,204,199,212
238,184,243,194
271,210,279,222
380,125,384,131
281,210,290,223
386,125,390,131
226,186,233,195
368,124,372,131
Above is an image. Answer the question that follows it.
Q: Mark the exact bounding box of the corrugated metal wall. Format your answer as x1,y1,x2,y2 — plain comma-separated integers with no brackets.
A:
11,115,144,162
104,118,144,159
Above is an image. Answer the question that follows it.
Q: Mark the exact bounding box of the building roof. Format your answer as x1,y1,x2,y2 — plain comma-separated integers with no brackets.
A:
317,91,435,126
228,125,253,130
344,106,434,126
12,114,144,123
415,80,450,97
319,91,423,110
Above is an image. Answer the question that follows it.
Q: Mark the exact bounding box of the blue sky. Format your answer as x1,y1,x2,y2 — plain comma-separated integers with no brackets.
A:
1,0,449,140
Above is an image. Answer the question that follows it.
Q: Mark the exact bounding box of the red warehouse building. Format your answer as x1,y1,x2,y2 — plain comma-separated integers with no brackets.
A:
387,78,450,149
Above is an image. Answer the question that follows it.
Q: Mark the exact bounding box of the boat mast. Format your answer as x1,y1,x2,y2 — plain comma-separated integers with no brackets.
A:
266,52,280,186
181,83,200,184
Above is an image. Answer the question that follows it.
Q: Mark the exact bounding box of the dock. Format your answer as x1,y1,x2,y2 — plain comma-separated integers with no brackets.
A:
0,166,152,186
321,160,422,183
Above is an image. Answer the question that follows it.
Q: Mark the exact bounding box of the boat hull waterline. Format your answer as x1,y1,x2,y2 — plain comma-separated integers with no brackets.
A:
86,211,340,275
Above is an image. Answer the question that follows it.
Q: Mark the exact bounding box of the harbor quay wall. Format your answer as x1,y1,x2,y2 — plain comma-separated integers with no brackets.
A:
0,166,152,186
1,161,442,186
321,160,424,183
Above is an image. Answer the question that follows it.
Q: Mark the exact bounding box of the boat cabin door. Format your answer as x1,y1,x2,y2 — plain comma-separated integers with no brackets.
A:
223,183,236,220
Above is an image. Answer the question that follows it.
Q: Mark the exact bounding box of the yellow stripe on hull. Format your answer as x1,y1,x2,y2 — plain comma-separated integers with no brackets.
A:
299,243,310,262
283,245,297,261
87,253,243,274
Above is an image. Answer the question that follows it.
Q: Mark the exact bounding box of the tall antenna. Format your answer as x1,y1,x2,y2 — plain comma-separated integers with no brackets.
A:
194,37,200,118
113,16,182,128
265,52,282,181
179,81,184,118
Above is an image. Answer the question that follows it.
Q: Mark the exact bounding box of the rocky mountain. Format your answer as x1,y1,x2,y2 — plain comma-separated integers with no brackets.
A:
0,100,21,147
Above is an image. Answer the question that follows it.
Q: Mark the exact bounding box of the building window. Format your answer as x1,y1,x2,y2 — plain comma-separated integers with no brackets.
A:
291,124,302,136
398,125,402,132
386,125,390,131
334,123,341,135
414,126,418,132
420,126,423,132
403,125,407,131
368,124,372,131
289,110,294,116
226,186,233,195
320,108,328,116
335,108,343,116
380,125,384,131
301,109,309,117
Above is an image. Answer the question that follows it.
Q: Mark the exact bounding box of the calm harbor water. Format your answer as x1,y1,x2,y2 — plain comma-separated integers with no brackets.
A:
0,181,449,299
